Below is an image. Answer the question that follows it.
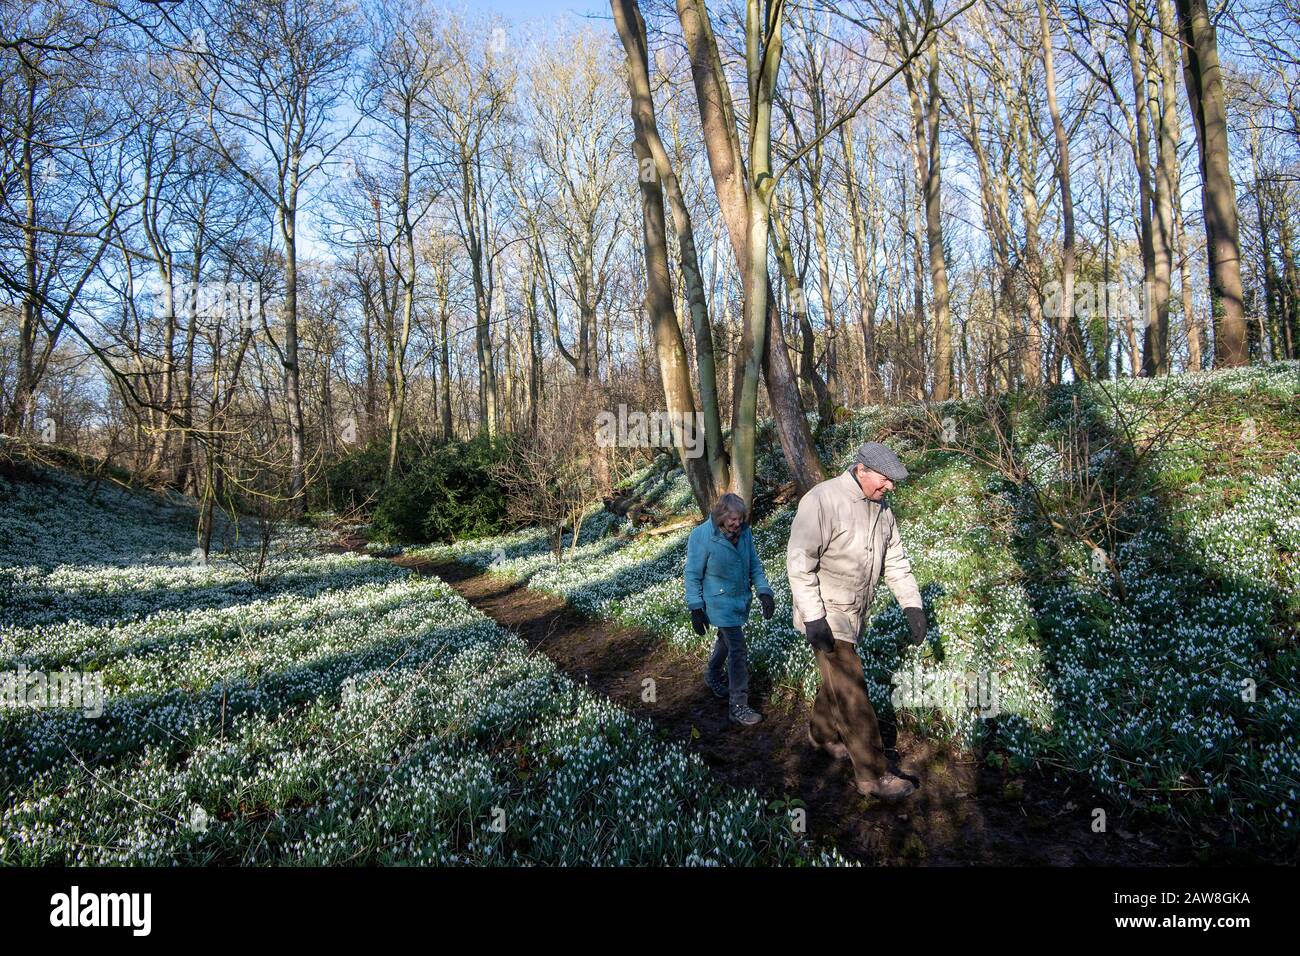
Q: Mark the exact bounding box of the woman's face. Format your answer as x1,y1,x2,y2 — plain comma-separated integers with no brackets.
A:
718,510,744,535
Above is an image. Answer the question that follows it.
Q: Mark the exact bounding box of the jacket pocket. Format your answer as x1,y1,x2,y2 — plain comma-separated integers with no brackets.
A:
703,571,733,596
821,583,861,607
820,567,865,605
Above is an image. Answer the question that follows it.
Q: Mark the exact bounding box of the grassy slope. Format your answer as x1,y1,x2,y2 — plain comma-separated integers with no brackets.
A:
0,465,841,865
409,362,1300,847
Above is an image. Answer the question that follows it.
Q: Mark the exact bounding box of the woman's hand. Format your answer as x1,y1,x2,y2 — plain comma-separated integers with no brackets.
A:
759,592,775,620
690,607,710,635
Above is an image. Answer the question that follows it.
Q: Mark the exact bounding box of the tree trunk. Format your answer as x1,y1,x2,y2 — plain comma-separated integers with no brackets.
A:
1038,0,1088,382
729,0,784,505
676,0,823,501
772,198,833,420
1145,0,1180,375
436,257,453,442
839,121,882,403
914,45,953,400
1276,189,1300,360
1127,3,1158,377
462,155,498,435
622,11,729,494
613,0,715,513
1015,77,1045,389
1176,0,1248,366
279,183,306,507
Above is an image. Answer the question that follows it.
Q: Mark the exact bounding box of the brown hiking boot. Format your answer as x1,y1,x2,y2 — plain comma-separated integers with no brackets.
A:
855,773,916,802
807,729,850,761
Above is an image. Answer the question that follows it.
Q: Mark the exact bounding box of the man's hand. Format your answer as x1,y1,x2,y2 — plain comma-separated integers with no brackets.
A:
804,616,835,652
903,606,927,646
690,607,710,635
759,592,775,620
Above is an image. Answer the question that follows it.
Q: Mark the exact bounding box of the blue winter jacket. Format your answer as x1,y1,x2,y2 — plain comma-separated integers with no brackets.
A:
683,518,774,628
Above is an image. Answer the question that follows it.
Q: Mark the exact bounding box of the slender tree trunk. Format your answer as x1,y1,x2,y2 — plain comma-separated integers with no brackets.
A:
675,0,823,500
772,198,833,420
526,257,541,431
908,45,953,400
1098,155,1112,379
387,174,416,479
7,83,41,436
613,0,715,512
1128,4,1158,376
730,0,784,505
1176,0,1248,366
1145,0,1180,375
280,183,306,507
840,121,882,402
623,15,729,494
906,158,926,400
1038,0,1087,382
1015,87,1045,389
437,261,453,441
462,156,497,435
1276,190,1300,359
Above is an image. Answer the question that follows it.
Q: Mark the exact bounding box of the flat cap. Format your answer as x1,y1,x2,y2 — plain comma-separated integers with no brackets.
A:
853,441,909,482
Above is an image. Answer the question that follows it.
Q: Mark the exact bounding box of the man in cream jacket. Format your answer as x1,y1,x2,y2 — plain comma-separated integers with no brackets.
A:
787,441,927,801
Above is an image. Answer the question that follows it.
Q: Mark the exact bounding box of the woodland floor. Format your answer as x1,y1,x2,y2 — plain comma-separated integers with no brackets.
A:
328,533,1282,865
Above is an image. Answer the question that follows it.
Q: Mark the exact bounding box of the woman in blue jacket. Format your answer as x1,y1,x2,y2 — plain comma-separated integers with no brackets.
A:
683,493,774,726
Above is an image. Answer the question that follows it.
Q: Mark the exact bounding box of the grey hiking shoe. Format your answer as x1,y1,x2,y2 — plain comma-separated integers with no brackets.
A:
855,773,916,802
729,702,762,726
705,676,728,699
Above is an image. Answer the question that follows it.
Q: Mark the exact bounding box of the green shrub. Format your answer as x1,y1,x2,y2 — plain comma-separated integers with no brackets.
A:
371,437,514,543
318,443,393,515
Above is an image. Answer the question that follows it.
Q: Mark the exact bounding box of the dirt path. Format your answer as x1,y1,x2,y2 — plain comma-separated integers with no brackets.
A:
329,541,1232,866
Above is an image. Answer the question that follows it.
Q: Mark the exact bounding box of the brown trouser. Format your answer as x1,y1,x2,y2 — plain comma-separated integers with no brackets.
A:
810,638,888,782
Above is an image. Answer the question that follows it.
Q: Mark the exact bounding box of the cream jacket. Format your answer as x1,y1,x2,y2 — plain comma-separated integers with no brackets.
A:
786,469,923,643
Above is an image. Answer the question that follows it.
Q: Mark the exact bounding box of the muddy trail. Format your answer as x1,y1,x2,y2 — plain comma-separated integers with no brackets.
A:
333,536,1257,865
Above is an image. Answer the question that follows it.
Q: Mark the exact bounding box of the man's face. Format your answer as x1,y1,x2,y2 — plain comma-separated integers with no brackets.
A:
854,465,895,501
718,511,743,535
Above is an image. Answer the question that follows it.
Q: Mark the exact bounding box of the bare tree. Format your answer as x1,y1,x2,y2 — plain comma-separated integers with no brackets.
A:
358,0,444,478
186,0,361,507
1176,0,1248,366
419,13,513,438
0,2,131,434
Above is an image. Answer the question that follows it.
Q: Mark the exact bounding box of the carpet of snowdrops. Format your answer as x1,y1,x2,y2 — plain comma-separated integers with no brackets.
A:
408,363,1300,844
0,468,846,865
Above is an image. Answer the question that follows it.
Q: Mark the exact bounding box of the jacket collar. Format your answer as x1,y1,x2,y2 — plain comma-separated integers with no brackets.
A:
836,467,867,501
837,467,886,514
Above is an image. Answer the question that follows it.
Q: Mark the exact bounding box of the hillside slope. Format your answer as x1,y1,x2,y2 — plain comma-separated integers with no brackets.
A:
408,362,1300,850
0,462,840,865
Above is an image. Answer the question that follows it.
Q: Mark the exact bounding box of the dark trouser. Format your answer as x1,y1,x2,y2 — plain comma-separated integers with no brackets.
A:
810,639,888,782
707,625,749,707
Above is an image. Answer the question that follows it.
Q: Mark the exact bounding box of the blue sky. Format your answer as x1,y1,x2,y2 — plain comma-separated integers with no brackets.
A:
474,0,607,20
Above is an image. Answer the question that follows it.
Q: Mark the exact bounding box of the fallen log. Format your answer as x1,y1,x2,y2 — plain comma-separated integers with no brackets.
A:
641,518,695,537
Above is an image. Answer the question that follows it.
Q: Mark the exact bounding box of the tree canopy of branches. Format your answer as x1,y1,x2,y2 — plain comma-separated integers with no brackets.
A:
2,0,1295,525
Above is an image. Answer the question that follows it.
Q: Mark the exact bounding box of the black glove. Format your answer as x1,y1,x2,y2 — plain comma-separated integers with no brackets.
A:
904,606,928,646
759,592,775,620
804,616,835,652
690,607,709,635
